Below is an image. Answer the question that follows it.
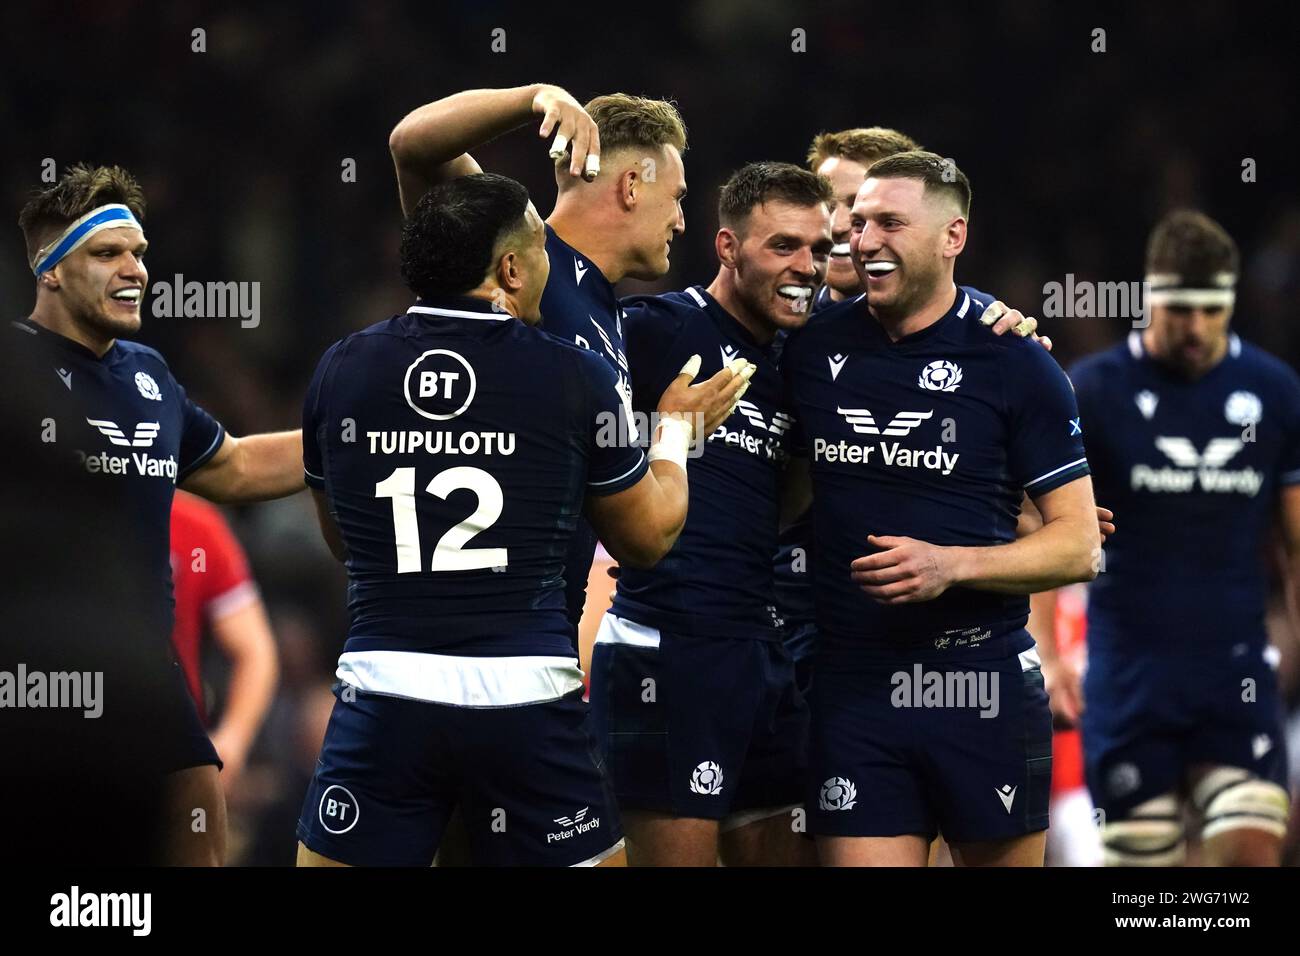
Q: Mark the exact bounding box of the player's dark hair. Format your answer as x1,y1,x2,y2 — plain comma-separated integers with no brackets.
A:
717,162,833,232
866,150,972,219
806,127,922,172
400,173,531,298
18,163,146,268
1145,209,1239,281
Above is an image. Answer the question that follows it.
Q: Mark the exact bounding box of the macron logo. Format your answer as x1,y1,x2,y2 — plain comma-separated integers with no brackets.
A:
828,353,848,381
996,784,1017,813
56,368,72,390
837,407,933,437
575,258,588,285
720,344,740,368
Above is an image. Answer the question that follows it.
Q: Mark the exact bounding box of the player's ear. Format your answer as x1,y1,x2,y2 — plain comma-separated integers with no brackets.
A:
39,268,60,291
715,227,741,270
619,168,638,212
943,216,967,259
497,251,524,293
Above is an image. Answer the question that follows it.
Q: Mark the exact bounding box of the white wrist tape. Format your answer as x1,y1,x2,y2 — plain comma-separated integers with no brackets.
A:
647,415,693,472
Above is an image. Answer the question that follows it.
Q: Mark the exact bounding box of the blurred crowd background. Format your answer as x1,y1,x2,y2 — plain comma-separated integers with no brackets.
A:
2,0,1298,864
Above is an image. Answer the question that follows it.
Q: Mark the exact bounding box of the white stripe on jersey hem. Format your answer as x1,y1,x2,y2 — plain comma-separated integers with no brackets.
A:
1025,457,1088,489
595,613,661,649
572,838,626,867
685,286,708,309
1280,468,1300,484
304,467,324,481
587,451,648,487
336,651,584,707
407,305,510,322
206,580,258,621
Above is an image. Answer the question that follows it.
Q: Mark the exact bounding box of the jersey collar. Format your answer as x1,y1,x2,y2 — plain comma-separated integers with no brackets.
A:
12,316,116,362
545,224,615,299
407,296,512,321
683,285,780,358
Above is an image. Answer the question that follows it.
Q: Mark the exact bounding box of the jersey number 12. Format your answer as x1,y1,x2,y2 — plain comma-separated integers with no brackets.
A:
374,466,508,573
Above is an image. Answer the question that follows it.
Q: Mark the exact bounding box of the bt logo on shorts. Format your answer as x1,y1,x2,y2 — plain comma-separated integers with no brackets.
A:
689,761,724,795
318,784,359,834
819,776,857,811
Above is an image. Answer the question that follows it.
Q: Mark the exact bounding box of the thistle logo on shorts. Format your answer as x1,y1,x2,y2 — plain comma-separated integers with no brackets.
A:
819,777,857,811
135,371,162,401
688,761,724,795
917,359,962,392
403,349,477,421
1107,762,1141,799
318,784,359,834
548,806,601,843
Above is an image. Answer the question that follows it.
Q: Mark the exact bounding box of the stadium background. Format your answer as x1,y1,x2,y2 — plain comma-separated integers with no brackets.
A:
2,1,1298,864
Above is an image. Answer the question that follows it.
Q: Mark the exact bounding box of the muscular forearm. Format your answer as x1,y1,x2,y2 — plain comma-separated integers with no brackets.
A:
947,516,1099,595
389,85,542,209
185,430,304,503
211,605,279,760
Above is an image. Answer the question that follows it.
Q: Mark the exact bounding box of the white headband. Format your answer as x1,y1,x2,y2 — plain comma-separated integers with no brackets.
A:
32,203,144,277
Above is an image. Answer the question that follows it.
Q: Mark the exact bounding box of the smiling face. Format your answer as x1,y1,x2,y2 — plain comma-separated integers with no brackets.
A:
816,155,869,297
850,176,963,317
40,225,149,344
622,144,687,280
725,199,832,335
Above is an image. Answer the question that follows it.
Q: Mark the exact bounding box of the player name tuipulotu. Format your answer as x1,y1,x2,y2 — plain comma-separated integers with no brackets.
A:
366,430,516,455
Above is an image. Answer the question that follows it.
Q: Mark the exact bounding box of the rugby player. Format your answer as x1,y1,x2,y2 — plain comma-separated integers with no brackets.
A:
294,173,750,867
591,163,831,866
389,84,688,632
782,151,1101,866
169,489,279,796
777,127,1053,694
15,164,306,865
1069,210,1298,866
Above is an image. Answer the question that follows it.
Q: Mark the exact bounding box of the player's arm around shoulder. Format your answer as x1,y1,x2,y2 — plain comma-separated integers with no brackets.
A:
584,352,755,568
389,83,598,216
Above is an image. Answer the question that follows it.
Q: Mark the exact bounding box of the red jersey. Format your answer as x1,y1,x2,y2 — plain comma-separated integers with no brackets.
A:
1051,584,1089,794
169,491,256,723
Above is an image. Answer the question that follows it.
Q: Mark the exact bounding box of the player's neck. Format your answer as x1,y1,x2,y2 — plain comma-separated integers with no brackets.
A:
869,282,958,342
545,206,624,284
706,268,777,346
28,300,115,358
1140,327,1229,380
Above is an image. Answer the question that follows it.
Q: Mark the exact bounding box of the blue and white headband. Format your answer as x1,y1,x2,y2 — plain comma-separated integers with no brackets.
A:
32,203,144,278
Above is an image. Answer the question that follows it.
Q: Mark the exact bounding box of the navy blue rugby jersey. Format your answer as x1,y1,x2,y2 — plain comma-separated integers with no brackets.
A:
12,318,225,636
1070,331,1300,654
537,224,632,627
302,296,646,658
611,286,793,639
772,283,846,628
782,286,1090,657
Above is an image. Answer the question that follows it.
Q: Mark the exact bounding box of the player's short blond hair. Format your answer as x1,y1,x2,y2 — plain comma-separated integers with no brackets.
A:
18,163,146,268
555,94,687,177
806,127,922,173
